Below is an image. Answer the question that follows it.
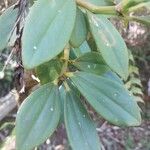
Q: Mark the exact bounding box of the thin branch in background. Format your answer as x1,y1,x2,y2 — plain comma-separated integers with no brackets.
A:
3,0,8,8
8,0,28,42
96,121,108,132
1,48,14,73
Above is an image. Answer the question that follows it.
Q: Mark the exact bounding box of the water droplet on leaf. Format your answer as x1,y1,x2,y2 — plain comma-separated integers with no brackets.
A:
33,46,37,50
50,108,54,111
114,93,118,97
58,10,61,13
106,43,110,47
78,122,81,127
129,93,132,96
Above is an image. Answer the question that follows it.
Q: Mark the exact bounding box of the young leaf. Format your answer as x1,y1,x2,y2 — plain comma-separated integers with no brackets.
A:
73,52,109,75
36,59,63,85
87,12,129,79
70,72,141,126
64,89,101,150
16,83,61,150
0,5,18,51
22,0,76,69
70,8,87,48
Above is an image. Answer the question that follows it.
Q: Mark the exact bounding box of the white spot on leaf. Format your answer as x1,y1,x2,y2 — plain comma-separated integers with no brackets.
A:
50,108,54,111
33,46,37,50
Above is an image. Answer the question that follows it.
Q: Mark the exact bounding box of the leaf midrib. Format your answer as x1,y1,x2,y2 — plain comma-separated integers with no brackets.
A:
31,0,69,59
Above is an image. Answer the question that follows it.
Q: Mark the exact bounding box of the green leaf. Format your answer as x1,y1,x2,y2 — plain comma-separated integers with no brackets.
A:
70,41,91,59
131,87,143,95
129,66,139,74
122,0,149,11
87,13,129,79
133,79,142,87
70,72,141,126
36,59,63,84
64,89,101,150
131,15,150,26
144,2,150,9
103,71,124,85
73,52,109,75
16,83,61,150
134,96,144,103
85,0,113,6
0,5,18,51
59,85,66,123
70,8,87,48
22,0,76,69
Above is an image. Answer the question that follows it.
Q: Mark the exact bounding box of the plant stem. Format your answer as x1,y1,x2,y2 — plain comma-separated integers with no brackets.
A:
63,44,70,73
1,49,14,72
64,72,74,78
76,0,117,15
63,81,70,91
126,15,149,25
63,44,70,61
59,44,70,77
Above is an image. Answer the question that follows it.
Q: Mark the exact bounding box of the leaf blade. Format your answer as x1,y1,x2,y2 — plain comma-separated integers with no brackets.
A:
87,13,129,79
64,89,101,150
16,83,61,150
0,5,18,51
22,0,76,69
73,52,109,75
70,8,87,48
70,72,141,126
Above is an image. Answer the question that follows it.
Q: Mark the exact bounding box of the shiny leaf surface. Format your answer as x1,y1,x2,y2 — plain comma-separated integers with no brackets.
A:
65,89,101,150
70,72,141,126
70,8,87,48
16,83,61,150
87,13,129,79
0,5,18,50
73,52,109,75
22,0,76,69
